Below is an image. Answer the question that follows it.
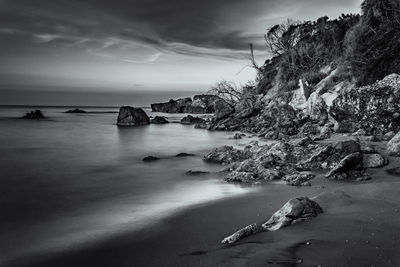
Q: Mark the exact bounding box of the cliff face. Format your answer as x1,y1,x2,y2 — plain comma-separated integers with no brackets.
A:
151,95,223,114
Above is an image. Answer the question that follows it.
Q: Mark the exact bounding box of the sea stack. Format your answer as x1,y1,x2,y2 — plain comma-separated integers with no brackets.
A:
117,106,150,127
22,110,45,119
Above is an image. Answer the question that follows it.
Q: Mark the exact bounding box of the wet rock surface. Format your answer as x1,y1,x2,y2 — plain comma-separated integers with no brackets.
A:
117,106,150,127
22,110,45,119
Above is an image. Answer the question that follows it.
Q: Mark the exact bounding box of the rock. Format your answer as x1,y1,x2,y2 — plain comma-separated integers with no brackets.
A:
365,135,379,142
363,153,388,168
221,197,323,244
22,110,45,119
65,108,86,113
214,99,235,121
181,115,205,125
117,106,150,127
325,152,363,179
176,153,195,157
151,116,169,124
283,172,315,186
387,131,400,156
306,92,328,124
185,95,223,113
233,133,242,139
330,74,400,134
334,139,360,155
143,156,160,162
352,129,367,136
194,122,208,129
319,124,333,139
203,146,246,164
261,197,323,231
384,131,396,141
151,97,192,113
186,170,210,176
333,119,358,133
150,95,222,114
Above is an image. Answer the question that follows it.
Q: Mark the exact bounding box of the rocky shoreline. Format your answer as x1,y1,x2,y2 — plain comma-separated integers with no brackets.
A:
113,73,400,246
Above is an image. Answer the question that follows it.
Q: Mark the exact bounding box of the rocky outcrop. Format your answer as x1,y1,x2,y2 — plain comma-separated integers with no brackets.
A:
117,106,150,127
151,95,223,114
214,99,235,121
181,115,205,125
330,74,400,134
325,152,364,180
151,116,169,124
151,97,192,113
186,95,223,113
387,131,400,156
203,146,246,164
222,197,323,244
22,110,45,119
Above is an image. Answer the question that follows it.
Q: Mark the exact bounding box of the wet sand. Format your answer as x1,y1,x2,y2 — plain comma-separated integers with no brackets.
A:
7,140,400,267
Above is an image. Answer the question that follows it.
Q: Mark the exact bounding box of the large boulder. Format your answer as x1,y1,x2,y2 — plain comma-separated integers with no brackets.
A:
306,92,328,124
180,115,205,125
330,74,400,134
214,99,234,121
387,131,400,156
117,106,150,127
325,152,364,180
22,110,45,119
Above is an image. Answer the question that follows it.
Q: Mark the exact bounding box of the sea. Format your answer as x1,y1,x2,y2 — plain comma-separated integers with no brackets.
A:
0,106,260,265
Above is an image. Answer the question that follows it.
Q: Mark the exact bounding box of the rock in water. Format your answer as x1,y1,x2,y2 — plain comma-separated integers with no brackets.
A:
181,115,205,125
65,108,86,113
151,116,169,124
387,131,400,156
22,110,45,119
143,156,160,162
221,197,323,244
117,106,150,127
151,97,192,113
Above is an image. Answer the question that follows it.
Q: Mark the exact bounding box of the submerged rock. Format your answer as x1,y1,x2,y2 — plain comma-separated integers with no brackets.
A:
151,116,169,124
22,110,45,119
186,170,210,176
222,197,323,244
181,115,205,125
176,153,195,157
117,106,150,127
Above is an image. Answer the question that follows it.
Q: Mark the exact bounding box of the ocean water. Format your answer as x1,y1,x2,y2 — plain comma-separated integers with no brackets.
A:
0,107,258,264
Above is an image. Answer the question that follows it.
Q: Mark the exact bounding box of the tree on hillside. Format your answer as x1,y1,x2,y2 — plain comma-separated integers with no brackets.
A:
345,0,400,85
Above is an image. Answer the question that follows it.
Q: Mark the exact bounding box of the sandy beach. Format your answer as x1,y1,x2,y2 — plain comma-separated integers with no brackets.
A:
6,136,399,267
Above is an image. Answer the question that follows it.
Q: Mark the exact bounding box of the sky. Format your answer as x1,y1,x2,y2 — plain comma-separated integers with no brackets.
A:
0,0,362,106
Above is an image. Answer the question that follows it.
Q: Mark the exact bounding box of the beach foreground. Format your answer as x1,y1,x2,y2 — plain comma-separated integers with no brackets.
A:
8,137,400,267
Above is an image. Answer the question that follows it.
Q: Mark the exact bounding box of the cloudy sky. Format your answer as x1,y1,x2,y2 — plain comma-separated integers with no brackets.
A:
0,0,362,105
